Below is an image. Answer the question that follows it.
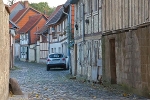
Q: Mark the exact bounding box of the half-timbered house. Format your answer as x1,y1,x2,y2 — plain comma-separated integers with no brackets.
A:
71,0,102,82
18,14,47,62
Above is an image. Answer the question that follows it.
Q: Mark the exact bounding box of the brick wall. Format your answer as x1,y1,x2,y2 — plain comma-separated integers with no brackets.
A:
0,2,10,100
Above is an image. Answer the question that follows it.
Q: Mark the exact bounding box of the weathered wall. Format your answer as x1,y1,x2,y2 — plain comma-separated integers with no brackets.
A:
0,1,10,100
103,26,150,96
75,39,102,81
72,0,102,81
102,0,150,32
29,44,36,62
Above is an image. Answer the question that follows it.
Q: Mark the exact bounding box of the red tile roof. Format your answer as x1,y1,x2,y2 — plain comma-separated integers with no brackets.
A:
18,14,42,33
12,7,41,23
12,8,28,22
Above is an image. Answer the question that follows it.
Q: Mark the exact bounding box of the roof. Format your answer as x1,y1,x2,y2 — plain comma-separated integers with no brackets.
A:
9,1,24,12
36,5,63,35
12,7,41,23
63,0,70,8
18,14,43,33
9,20,19,28
46,5,63,25
35,25,48,34
70,0,79,4
12,8,28,22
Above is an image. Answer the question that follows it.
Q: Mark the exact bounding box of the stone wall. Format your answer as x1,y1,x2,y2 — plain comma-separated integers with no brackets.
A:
0,1,10,100
103,25,150,97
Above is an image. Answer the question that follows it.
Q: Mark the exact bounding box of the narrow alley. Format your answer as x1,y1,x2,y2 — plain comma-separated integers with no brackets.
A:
9,60,146,100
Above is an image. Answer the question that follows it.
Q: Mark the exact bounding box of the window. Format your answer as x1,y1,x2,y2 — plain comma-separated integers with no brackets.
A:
54,48,56,53
51,48,54,53
21,35,24,40
25,34,28,40
87,0,91,14
57,25,61,32
59,47,61,53
93,0,98,12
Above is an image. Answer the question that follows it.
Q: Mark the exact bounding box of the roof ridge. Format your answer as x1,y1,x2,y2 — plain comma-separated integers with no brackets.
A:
13,7,28,23
19,14,42,33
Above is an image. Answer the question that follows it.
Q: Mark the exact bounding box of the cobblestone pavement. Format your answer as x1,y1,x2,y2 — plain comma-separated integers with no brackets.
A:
10,60,147,100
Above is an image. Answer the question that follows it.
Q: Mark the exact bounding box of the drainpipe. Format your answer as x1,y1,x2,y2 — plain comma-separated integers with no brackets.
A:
81,3,85,42
48,28,51,54
62,5,71,74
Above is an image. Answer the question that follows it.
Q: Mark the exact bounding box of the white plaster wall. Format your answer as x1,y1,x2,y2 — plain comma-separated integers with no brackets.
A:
15,43,20,58
36,41,40,63
29,44,36,62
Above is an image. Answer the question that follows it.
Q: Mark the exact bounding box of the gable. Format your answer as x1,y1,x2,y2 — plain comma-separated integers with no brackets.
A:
9,2,25,20
14,8,41,40
29,16,47,44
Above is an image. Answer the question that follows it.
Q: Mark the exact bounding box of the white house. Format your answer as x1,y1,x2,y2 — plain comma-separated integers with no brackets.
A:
36,2,74,64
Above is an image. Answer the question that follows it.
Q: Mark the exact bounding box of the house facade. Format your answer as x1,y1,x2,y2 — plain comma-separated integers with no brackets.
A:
11,4,41,59
0,3,10,100
19,14,47,62
35,5,63,63
37,2,74,64
102,0,150,97
71,0,102,82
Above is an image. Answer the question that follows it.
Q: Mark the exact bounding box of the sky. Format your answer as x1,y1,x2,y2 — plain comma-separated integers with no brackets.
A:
3,0,67,7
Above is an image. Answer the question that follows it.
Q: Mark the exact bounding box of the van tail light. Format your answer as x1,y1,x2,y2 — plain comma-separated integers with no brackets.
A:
62,58,65,61
47,59,51,61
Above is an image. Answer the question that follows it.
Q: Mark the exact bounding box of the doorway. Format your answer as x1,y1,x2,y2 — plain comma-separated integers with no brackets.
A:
109,39,117,84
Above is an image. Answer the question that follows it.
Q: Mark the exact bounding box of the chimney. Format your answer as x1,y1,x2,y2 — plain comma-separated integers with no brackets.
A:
24,0,29,8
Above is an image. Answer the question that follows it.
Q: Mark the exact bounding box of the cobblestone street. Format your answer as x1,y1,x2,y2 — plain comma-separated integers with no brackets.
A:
10,60,147,100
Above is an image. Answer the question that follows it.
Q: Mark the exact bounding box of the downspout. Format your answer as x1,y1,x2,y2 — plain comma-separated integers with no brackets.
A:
82,3,85,42
48,28,51,54
62,5,71,74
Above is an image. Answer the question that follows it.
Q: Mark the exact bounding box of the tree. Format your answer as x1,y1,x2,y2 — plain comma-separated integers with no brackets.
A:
7,0,16,6
30,2,55,16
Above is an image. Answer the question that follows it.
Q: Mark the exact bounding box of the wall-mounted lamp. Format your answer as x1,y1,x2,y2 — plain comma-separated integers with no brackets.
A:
85,19,89,24
75,23,78,30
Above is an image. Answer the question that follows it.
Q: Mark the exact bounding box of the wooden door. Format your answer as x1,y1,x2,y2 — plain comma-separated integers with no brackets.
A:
109,39,117,84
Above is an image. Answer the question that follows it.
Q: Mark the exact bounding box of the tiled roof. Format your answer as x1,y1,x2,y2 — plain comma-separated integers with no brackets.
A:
35,25,48,34
64,0,70,8
18,14,42,33
36,5,63,35
12,7,41,23
12,8,28,22
46,5,63,26
9,20,19,28
9,2,23,12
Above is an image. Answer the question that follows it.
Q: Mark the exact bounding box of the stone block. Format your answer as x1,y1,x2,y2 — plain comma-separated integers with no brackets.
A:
9,78,23,95
141,73,147,82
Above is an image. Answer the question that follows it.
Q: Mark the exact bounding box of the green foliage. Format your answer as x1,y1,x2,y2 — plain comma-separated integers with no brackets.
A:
29,2,56,16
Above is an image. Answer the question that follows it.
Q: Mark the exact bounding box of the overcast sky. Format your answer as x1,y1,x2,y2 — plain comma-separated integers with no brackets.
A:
3,0,67,7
